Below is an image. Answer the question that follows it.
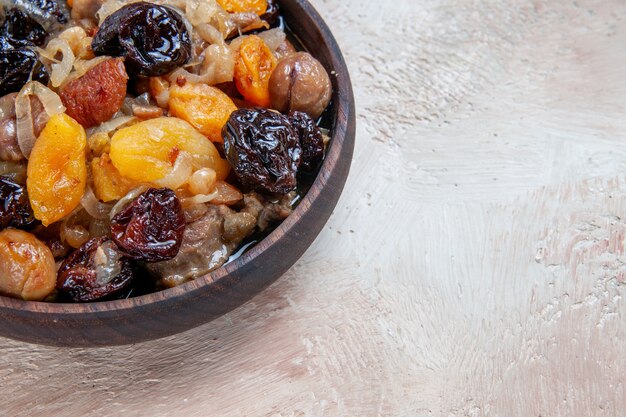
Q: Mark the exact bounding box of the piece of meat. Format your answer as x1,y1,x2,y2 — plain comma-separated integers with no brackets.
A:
147,191,294,288
147,204,250,288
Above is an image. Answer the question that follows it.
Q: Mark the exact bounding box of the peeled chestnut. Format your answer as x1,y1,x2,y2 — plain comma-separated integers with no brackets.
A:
0,229,56,301
269,52,332,120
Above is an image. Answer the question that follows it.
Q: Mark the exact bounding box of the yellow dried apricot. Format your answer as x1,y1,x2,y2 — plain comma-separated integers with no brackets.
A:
92,153,140,202
168,83,237,143
217,0,267,15
109,117,230,184
27,113,87,226
234,35,277,107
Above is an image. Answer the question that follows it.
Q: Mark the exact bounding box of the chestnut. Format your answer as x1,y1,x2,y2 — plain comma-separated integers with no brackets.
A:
269,52,332,120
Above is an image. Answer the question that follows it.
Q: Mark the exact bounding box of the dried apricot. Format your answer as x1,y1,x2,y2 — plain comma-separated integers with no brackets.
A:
27,113,87,226
217,0,267,15
109,117,230,184
92,153,139,202
0,229,56,301
60,58,128,128
168,82,237,143
234,35,277,107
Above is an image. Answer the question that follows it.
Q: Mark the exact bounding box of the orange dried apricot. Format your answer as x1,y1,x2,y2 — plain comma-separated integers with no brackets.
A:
109,117,230,184
234,35,277,107
92,153,140,202
168,82,237,143
27,113,87,226
217,0,267,15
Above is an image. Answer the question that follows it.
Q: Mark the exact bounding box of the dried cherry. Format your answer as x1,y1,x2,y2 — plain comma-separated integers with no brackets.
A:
0,176,35,230
289,111,324,172
222,108,301,194
92,2,191,76
57,237,135,302
110,188,185,262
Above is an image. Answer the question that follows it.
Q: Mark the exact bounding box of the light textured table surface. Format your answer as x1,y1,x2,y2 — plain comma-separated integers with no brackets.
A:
2,0,626,415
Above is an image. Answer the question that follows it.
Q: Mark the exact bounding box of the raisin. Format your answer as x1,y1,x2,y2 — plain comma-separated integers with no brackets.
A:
289,111,325,172
0,48,48,96
110,188,185,262
0,176,35,230
222,108,301,194
1,8,47,46
92,2,191,76
60,58,129,128
56,237,135,302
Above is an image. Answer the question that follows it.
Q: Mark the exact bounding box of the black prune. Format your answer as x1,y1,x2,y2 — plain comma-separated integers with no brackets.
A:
57,237,135,302
261,0,280,26
0,175,35,230
92,2,191,76
289,111,325,172
2,8,47,46
0,48,49,96
7,0,69,30
110,188,185,262
223,108,301,194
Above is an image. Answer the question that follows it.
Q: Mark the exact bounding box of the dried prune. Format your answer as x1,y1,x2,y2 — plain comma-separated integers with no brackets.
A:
0,176,35,230
222,108,301,194
288,111,325,172
60,58,129,127
2,8,47,46
261,0,279,26
6,0,69,31
111,188,185,262
0,48,48,96
91,2,191,76
57,237,135,302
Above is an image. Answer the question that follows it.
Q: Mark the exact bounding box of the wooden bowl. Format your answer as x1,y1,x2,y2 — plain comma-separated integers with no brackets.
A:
0,0,355,346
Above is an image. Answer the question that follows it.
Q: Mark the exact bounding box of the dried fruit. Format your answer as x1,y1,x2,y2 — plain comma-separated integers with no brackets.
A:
269,52,332,120
60,58,128,128
91,2,191,76
91,153,139,202
260,0,279,26
222,108,301,194
0,176,35,230
0,48,48,96
234,35,277,107
168,82,237,143
57,237,134,302
1,8,48,46
289,111,324,172
217,0,267,15
109,117,230,183
0,228,56,301
111,188,185,261
27,113,87,226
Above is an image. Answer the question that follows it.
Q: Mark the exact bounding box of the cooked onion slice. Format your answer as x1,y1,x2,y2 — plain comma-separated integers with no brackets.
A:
154,151,193,190
81,186,114,219
15,81,65,159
